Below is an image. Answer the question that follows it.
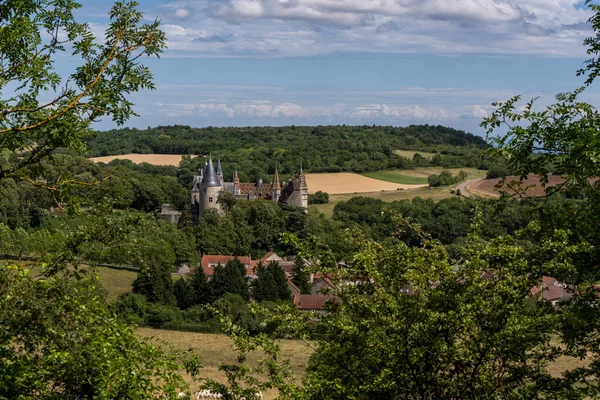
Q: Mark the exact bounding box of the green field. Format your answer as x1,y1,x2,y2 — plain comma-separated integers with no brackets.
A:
394,149,437,159
136,327,312,398
360,171,429,185
311,186,460,217
74,265,138,303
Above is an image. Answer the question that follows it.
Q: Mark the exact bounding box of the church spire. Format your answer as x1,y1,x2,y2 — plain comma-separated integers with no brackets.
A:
201,157,220,187
217,157,223,176
272,166,280,188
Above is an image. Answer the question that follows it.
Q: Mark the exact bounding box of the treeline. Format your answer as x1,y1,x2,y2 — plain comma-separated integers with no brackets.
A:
87,124,487,178
331,194,580,251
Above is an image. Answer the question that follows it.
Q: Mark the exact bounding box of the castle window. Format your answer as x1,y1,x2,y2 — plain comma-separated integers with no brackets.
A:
209,197,213,203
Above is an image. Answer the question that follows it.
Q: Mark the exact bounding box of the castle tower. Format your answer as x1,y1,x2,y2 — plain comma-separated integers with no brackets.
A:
272,166,281,203
233,170,241,196
298,164,308,210
189,165,204,221
199,157,222,216
216,157,224,184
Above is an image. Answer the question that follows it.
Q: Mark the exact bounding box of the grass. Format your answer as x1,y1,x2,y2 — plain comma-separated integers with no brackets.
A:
309,167,488,217
394,149,437,159
360,171,429,185
312,186,460,217
78,265,138,303
136,328,312,398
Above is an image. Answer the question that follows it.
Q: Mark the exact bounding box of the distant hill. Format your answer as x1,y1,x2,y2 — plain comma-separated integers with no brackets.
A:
87,125,488,175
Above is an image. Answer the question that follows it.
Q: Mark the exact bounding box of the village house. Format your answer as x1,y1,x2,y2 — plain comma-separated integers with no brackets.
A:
182,251,338,312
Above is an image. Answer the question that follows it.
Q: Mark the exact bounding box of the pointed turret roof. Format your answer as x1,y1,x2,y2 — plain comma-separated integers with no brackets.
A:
201,157,221,187
272,166,280,189
217,157,223,176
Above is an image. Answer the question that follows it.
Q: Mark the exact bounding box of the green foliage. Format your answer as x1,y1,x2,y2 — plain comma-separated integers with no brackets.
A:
251,262,293,302
427,169,467,187
0,0,165,182
308,191,329,205
88,125,486,177
212,259,250,301
299,224,582,398
173,277,195,310
291,258,312,295
0,266,187,398
189,265,214,306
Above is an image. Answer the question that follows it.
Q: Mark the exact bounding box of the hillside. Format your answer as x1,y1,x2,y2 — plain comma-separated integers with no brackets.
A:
86,125,487,175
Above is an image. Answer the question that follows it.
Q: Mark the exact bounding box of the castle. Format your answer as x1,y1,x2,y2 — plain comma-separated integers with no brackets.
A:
190,157,308,219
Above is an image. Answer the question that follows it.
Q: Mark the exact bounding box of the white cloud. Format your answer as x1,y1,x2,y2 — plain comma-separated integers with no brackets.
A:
158,0,589,57
173,8,191,18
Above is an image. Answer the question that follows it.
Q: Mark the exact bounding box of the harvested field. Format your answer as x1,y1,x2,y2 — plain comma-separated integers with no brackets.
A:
305,172,426,195
90,154,195,166
469,175,566,199
136,328,312,399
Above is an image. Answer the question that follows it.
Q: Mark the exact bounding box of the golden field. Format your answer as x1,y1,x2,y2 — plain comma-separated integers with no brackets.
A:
305,172,427,195
90,154,196,166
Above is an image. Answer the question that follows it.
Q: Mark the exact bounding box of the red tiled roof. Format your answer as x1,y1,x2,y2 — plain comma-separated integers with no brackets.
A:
542,276,558,286
238,182,257,195
543,285,564,302
293,294,338,310
287,279,301,295
201,255,253,276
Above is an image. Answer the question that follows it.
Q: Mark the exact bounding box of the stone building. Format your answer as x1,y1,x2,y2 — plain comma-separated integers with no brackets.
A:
159,204,181,224
190,157,308,220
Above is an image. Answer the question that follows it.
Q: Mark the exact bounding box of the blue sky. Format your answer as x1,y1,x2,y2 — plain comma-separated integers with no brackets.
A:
78,0,600,136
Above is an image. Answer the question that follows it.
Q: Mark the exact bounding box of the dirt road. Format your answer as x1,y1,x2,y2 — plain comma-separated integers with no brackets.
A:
456,178,483,198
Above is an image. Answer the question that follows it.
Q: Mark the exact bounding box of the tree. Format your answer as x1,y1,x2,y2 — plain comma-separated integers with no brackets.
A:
291,257,312,295
189,265,214,305
212,259,250,301
251,261,292,302
0,266,186,399
0,2,188,396
173,277,194,310
298,221,592,399
132,253,176,305
308,191,329,205
0,0,165,183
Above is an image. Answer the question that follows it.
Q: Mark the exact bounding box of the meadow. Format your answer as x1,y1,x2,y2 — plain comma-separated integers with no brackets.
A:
136,328,312,399
394,149,437,159
311,186,461,217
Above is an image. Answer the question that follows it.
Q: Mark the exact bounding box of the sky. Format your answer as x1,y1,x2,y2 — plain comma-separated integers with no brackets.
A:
77,0,600,136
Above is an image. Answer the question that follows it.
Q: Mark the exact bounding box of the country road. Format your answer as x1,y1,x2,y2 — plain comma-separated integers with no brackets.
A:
456,178,483,198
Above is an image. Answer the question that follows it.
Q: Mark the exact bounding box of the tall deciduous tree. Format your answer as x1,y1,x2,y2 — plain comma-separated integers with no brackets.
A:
0,0,165,183
0,1,187,397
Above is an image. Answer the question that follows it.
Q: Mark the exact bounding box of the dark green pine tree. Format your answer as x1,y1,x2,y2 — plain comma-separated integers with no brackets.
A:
291,257,312,295
189,265,214,305
252,261,292,302
132,261,175,305
173,277,194,309
211,259,250,301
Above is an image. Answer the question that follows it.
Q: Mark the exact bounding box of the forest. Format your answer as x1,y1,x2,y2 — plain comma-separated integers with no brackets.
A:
86,124,487,177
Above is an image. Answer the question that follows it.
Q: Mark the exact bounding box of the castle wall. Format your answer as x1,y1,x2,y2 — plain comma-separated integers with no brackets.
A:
201,185,221,215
